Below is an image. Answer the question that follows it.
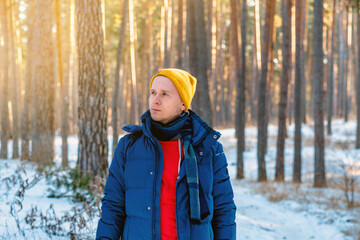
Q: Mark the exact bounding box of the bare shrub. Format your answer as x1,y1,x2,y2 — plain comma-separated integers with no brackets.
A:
6,165,104,239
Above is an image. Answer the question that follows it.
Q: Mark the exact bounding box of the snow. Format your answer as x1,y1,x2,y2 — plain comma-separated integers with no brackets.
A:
1,119,359,239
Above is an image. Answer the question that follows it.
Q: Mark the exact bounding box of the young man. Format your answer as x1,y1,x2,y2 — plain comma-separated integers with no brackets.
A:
96,69,236,240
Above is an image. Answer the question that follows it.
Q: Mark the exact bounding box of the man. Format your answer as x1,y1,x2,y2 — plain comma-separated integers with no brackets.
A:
96,68,236,239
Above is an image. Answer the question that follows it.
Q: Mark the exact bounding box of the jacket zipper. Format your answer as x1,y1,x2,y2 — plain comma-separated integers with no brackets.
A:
151,137,159,240
175,139,181,240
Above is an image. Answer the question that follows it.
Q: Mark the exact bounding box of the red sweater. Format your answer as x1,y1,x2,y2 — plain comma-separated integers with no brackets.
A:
159,139,182,240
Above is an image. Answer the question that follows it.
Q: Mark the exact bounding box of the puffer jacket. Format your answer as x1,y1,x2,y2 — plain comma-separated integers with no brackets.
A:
96,110,236,240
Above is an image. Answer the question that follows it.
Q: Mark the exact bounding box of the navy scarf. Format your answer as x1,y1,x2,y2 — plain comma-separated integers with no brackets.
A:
151,112,201,221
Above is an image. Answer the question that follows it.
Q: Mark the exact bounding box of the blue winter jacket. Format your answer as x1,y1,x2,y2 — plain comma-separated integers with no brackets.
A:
96,110,236,239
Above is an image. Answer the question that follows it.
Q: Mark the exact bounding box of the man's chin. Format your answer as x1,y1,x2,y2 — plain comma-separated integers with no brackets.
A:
150,112,161,121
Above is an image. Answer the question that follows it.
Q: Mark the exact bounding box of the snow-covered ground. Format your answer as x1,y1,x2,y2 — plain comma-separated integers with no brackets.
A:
1,119,359,239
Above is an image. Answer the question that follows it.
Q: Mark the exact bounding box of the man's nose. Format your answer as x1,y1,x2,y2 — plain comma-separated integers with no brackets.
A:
153,94,160,104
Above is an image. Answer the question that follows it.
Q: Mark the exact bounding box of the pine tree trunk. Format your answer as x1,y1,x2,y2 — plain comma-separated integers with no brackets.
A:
31,0,56,166
301,0,308,123
240,0,247,154
293,0,305,183
343,9,349,122
356,0,360,148
129,0,139,123
327,0,336,135
163,0,169,67
21,0,34,161
195,0,213,125
188,0,200,112
9,1,19,159
76,0,108,178
112,0,128,156
337,11,344,117
63,0,72,167
313,0,326,188
147,0,154,78
1,0,10,159
176,0,184,68
169,0,176,68
257,0,275,181
250,0,261,123
275,0,292,182
56,0,69,168
206,0,213,79
231,0,244,179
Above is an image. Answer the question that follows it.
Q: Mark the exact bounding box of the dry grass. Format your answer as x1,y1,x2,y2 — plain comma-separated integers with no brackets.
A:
247,180,360,239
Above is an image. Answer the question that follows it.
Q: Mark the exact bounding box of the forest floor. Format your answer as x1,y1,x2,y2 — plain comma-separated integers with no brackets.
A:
1,119,360,239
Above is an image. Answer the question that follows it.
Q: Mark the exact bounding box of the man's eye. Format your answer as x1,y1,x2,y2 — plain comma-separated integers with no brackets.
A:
150,91,156,95
162,92,168,96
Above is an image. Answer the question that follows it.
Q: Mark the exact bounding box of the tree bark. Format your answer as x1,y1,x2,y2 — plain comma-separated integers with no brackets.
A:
1,0,10,159
250,0,261,123
293,0,305,183
188,0,199,106
21,0,34,161
129,0,139,123
257,0,275,181
275,0,292,182
9,0,19,159
56,0,69,168
337,10,344,117
240,0,247,155
188,0,213,125
343,9,349,122
31,0,55,166
356,0,360,148
76,0,108,178
163,0,170,67
327,0,336,135
313,0,326,188
231,0,245,179
112,0,128,156
176,0,184,68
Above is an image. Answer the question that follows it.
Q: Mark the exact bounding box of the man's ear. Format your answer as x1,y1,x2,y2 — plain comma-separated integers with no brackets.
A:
181,104,186,111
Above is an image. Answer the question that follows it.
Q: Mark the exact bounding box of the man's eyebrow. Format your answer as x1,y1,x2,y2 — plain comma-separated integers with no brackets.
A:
149,89,171,93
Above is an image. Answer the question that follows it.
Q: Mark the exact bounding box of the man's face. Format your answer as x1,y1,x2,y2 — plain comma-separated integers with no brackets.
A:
149,76,186,124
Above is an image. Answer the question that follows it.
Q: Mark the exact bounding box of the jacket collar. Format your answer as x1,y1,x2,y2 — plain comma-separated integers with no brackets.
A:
122,109,221,155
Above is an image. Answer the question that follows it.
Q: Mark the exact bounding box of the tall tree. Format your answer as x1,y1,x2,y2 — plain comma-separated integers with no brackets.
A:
275,0,292,182
343,8,349,122
176,0,184,68
188,0,213,125
250,0,261,123
336,10,344,117
56,0,69,168
356,0,360,148
327,0,336,135
31,0,55,165
257,0,276,181
163,0,170,67
129,0,139,123
1,0,10,159
240,0,247,167
9,0,20,159
21,0,34,161
313,0,326,187
230,0,244,179
76,0,108,178
293,0,305,183
112,0,129,156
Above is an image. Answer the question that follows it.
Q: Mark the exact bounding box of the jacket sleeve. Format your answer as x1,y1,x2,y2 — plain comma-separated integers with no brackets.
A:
96,136,128,240
211,142,236,240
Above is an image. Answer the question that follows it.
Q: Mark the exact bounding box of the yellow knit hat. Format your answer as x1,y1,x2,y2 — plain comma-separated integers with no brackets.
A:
150,68,197,111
